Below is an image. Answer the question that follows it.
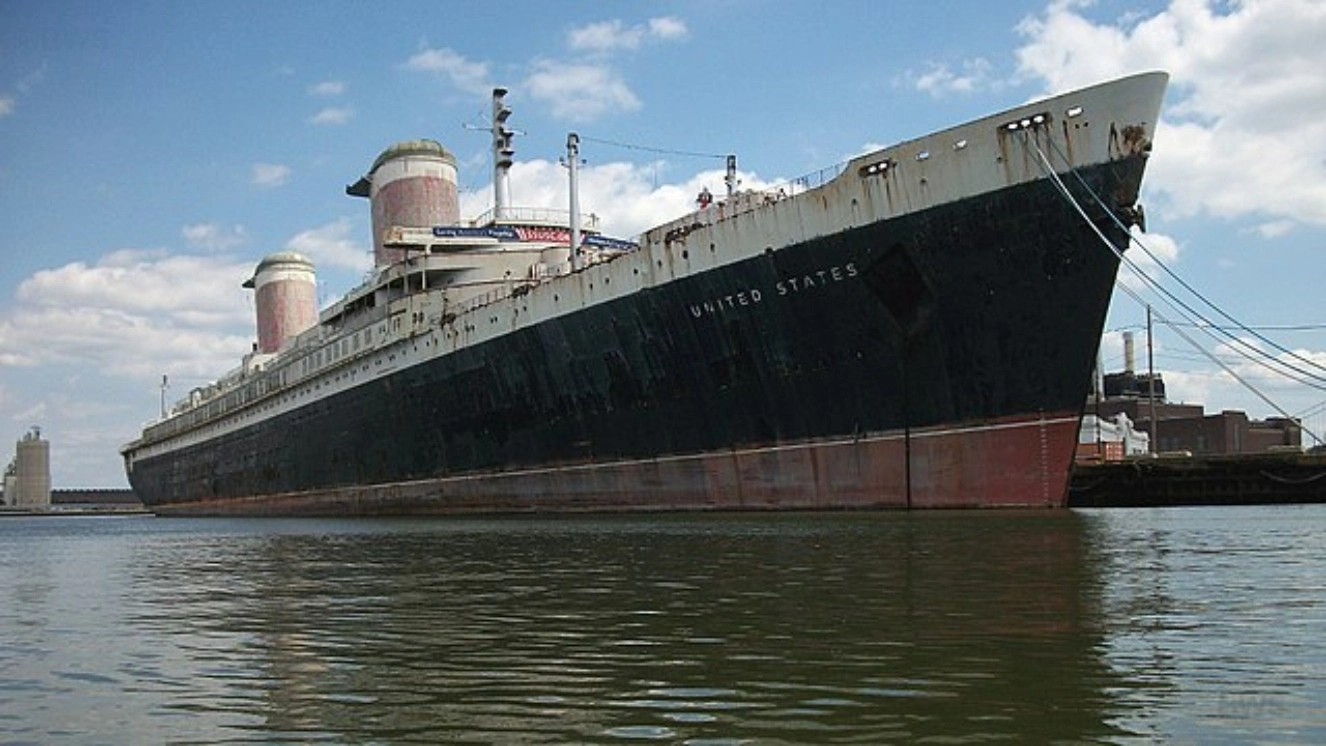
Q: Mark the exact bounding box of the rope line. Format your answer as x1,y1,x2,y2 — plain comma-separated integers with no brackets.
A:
1042,135,1326,386
1019,131,1323,445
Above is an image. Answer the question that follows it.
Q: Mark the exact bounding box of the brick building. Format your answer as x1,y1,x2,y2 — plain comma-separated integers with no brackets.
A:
1087,372,1301,456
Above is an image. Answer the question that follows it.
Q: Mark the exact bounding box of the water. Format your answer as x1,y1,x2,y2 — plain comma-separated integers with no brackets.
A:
1,507,1324,744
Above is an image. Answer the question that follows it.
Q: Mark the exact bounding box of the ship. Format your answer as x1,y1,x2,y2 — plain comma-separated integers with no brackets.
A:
121,72,1169,516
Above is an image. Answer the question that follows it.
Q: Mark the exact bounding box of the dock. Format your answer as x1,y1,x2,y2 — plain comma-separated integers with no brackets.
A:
1069,452,1326,507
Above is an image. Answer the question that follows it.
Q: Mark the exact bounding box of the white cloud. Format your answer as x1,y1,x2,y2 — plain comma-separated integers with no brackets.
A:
1118,229,1181,294
183,222,247,250
567,16,689,53
251,162,291,188
308,80,346,96
402,48,492,95
0,96,13,118
648,17,688,41
309,106,353,125
1014,0,1326,228
1,251,254,380
284,217,370,273
524,60,641,122
905,58,995,97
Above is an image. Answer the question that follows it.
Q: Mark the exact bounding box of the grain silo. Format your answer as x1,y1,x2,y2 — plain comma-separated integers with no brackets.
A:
11,427,51,507
242,252,318,354
345,139,459,267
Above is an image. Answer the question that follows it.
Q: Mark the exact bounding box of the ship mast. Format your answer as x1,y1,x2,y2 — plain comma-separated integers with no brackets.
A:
492,87,514,220
567,132,582,272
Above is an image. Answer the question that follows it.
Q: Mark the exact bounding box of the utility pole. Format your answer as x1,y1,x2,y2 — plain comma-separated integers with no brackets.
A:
1147,306,1158,454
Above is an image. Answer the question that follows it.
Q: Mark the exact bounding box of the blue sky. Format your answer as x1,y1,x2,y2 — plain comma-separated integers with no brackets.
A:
2,0,1325,487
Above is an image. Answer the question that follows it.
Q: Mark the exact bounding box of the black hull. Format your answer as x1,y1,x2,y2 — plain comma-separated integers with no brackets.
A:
128,157,1143,513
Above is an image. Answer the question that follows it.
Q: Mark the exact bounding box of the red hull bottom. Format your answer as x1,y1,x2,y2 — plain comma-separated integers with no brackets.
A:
152,412,1082,516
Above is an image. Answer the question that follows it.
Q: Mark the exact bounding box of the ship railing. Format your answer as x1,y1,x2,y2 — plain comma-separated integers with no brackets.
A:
451,280,540,316
470,206,601,231
775,161,848,196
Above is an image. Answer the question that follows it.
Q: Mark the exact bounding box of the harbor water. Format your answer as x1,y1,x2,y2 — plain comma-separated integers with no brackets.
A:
2,506,1324,743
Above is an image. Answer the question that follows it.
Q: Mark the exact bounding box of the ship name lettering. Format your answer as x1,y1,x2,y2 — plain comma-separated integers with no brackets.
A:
775,262,857,296
689,261,856,319
690,288,764,318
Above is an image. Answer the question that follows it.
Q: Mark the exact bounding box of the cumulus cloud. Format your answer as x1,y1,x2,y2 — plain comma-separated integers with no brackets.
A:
284,217,370,272
524,60,642,122
567,16,689,53
1014,0,1326,228
309,106,353,125
1,250,254,379
251,162,291,188
402,47,492,95
183,222,247,250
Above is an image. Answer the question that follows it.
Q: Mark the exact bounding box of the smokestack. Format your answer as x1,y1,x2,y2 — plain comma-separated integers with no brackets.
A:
243,252,318,354
346,140,459,267
1123,331,1135,374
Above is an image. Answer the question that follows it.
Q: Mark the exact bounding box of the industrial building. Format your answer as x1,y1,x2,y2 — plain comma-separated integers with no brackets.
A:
2,427,52,508
1079,332,1302,460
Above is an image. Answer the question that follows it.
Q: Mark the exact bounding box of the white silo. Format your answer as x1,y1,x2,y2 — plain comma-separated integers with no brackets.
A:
12,427,51,508
345,139,459,267
242,252,318,354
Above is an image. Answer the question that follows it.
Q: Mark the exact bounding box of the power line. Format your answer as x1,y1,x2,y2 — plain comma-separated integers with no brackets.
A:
1161,321,1326,333
577,134,728,161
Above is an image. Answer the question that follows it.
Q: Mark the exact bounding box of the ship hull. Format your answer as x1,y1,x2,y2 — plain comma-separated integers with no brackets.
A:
128,153,1144,516
150,413,1081,516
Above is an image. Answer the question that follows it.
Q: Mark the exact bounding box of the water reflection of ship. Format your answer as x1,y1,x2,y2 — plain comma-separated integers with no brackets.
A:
148,514,1155,742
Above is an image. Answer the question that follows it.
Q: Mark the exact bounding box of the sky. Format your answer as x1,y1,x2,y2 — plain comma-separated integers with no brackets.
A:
2,0,1325,488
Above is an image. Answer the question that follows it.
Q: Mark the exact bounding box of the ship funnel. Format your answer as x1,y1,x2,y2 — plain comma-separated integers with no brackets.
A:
346,140,459,267
243,252,318,354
